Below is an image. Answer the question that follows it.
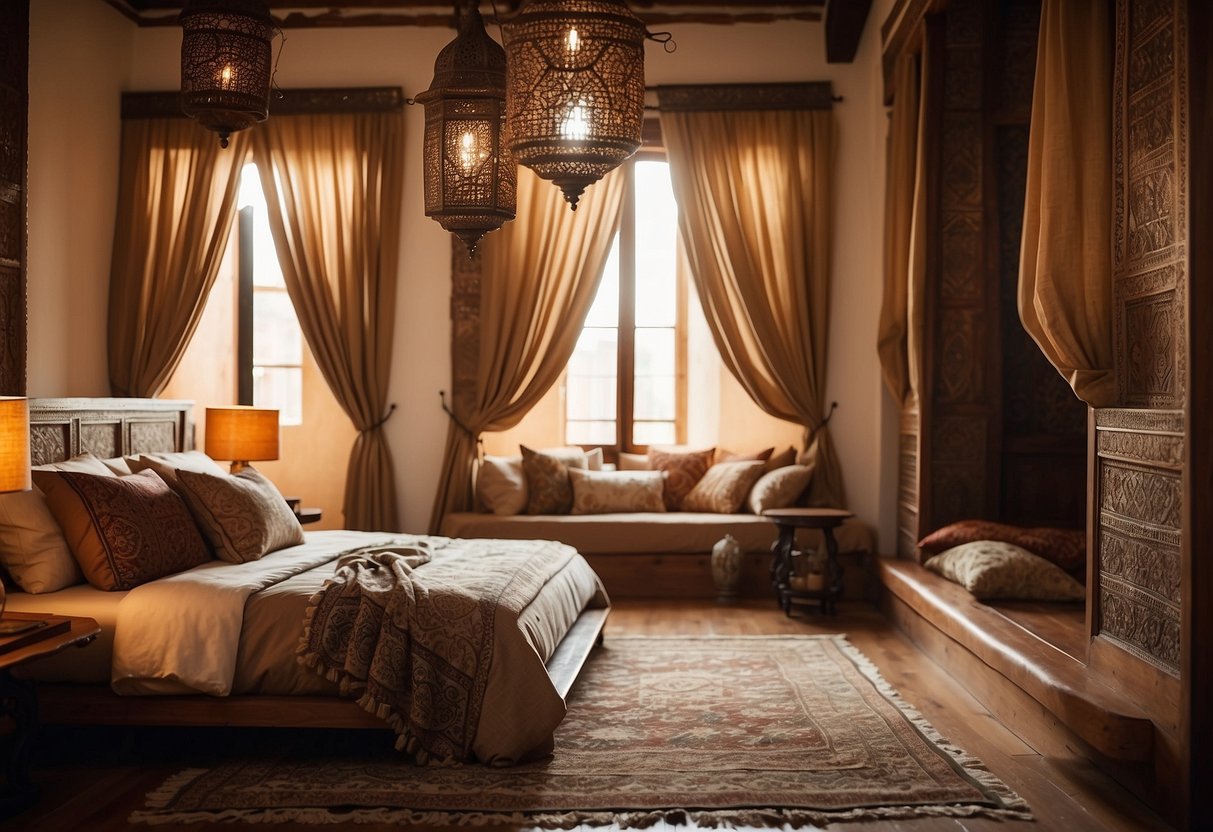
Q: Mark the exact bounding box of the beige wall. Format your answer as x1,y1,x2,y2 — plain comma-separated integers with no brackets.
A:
27,4,899,548
27,0,131,396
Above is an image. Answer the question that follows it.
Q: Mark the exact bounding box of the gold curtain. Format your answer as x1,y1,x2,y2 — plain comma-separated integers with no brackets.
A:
428,166,625,533
251,111,405,531
108,119,249,397
1018,0,1115,407
877,52,929,408
662,107,845,508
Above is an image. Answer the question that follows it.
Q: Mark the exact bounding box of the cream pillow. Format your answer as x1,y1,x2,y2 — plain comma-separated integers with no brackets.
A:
476,455,527,516
924,541,1085,602
127,450,228,487
682,460,766,514
569,469,665,515
175,467,304,563
617,452,650,471
0,454,119,594
747,464,814,514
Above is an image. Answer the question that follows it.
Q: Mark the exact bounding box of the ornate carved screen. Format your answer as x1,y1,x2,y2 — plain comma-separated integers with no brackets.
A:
0,0,28,394
28,398,194,466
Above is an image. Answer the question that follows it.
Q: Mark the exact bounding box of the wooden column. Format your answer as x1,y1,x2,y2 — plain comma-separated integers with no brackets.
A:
0,0,28,395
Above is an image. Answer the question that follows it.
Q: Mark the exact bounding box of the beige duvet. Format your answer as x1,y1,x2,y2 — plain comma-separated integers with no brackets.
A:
10,531,608,763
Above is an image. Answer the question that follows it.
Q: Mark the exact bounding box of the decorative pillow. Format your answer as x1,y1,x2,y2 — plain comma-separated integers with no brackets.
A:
917,520,1086,572
101,456,134,476
476,455,527,516
765,446,797,471
617,452,650,471
3,454,123,594
924,541,1085,602
715,447,774,465
534,446,598,471
747,464,814,515
647,447,715,511
569,469,665,515
127,450,229,488
521,446,575,515
175,467,305,563
31,469,211,591
682,460,766,514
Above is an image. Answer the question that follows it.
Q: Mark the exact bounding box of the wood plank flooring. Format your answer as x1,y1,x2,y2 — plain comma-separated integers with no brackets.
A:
7,600,1169,832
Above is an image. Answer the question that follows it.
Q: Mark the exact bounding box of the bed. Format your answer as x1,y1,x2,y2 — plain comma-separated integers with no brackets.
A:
7,398,610,765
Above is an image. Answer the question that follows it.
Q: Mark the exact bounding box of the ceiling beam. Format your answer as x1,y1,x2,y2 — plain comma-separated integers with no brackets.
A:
823,0,872,62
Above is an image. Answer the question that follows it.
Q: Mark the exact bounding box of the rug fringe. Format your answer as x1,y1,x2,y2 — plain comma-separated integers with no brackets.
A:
139,768,209,810
131,802,1033,827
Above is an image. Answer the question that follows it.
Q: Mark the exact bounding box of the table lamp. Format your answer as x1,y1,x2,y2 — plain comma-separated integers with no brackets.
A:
204,406,279,474
0,396,31,621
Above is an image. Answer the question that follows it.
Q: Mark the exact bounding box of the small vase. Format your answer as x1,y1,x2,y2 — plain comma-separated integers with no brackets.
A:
711,534,743,603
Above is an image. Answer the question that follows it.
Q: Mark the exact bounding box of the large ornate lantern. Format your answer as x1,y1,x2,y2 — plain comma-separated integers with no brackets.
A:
179,0,275,148
417,1,516,253
503,0,646,209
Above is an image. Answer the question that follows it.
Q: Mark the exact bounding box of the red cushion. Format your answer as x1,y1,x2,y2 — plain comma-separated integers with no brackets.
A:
917,520,1086,573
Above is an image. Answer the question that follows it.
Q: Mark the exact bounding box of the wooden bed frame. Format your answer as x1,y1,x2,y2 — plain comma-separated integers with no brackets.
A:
27,397,608,729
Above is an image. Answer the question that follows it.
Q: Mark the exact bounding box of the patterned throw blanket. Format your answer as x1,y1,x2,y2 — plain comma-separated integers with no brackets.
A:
298,537,576,764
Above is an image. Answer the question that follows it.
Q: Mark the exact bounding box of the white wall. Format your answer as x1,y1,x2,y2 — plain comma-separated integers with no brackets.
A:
27,0,131,396
27,5,898,546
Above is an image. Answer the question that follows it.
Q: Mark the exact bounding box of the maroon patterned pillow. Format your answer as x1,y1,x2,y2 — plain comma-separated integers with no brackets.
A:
32,469,211,591
917,520,1087,572
647,447,715,511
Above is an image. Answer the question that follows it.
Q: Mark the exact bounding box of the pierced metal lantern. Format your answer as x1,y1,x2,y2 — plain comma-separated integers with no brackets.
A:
503,0,645,209
179,0,274,148
417,2,516,253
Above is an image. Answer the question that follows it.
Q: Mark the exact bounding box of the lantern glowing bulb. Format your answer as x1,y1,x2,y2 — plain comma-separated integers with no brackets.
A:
566,27,580,54
561,100,590,141
219,64,234,88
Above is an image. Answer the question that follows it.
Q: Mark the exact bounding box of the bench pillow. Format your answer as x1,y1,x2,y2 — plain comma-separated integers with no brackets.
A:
682,460,765,514
477,455,527,516
648,447,715,511
924,540,1085,602
747,464,814,514
569,469,665,514
917,519,1086,572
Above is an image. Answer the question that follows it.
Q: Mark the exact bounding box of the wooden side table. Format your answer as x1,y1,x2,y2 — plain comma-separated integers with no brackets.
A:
763,508,854,616
0,613,100,815
283,497,322,525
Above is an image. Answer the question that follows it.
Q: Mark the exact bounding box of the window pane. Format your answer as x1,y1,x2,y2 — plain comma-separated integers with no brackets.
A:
634,161,678,327
238,162,285,289
634,375,675,420
253,366,303,426
635,327,675,377
633,420,675,446
567,327,618,377
584,235,620,328
566,374,616,420
567,420,616,446
253,290,303,365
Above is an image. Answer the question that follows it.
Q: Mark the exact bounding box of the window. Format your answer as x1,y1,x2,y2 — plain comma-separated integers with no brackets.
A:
236,163,303,425
564,158,684,449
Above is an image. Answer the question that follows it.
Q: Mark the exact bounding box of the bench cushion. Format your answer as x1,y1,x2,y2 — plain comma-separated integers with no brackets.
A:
441,512,874,556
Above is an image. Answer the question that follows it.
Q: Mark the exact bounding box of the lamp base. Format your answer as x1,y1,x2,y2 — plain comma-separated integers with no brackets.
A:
229,460,249,475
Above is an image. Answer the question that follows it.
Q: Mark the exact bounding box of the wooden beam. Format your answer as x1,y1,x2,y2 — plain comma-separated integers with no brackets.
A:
823,0,872,62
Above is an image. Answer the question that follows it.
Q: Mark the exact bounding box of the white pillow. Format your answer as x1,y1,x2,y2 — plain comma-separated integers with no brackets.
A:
617,452,650,471
476,455,527,516
0,454,116,594
126,450,228,487
747,464,814,514
569,469,665,514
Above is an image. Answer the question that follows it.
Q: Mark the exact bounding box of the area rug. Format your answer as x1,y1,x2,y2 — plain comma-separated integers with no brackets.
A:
132,635,1031,826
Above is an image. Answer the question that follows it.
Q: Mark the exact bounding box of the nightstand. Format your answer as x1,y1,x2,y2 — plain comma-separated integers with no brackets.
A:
283,497,322,525
0,613,100,814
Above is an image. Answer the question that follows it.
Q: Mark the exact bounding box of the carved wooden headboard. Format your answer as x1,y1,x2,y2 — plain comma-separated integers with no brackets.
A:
29,398,194,466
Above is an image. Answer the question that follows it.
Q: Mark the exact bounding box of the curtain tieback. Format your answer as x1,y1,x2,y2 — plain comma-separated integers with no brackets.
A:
362,403,397,432
439,390,482,446
805,401,839,447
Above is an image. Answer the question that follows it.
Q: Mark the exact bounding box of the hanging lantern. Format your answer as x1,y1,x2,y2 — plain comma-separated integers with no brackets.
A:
503,0,646,209
417,1,516,253
179,0,275,148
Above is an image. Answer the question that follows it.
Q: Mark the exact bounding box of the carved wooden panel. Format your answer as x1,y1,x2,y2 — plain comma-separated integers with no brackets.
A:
1113,0,1187,408
27,399,193,465
0,0,27,395
1095,408,1183,674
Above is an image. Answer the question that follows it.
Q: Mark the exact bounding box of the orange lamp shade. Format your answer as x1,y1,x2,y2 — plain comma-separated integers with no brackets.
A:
0,397,31,493
204,406,280,465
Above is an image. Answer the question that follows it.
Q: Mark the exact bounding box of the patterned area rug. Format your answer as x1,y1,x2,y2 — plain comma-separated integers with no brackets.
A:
132,635,1031,826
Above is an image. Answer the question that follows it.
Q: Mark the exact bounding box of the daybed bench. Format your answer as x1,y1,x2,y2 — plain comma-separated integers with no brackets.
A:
443,511,875,599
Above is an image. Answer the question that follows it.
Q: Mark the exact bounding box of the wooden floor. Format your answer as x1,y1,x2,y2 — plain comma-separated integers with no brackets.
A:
8,600,1169,832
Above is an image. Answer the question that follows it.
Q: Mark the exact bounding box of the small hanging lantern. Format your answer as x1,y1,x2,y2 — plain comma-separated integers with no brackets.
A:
179,0,275,148
417,1,516,253
503,0,646,209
